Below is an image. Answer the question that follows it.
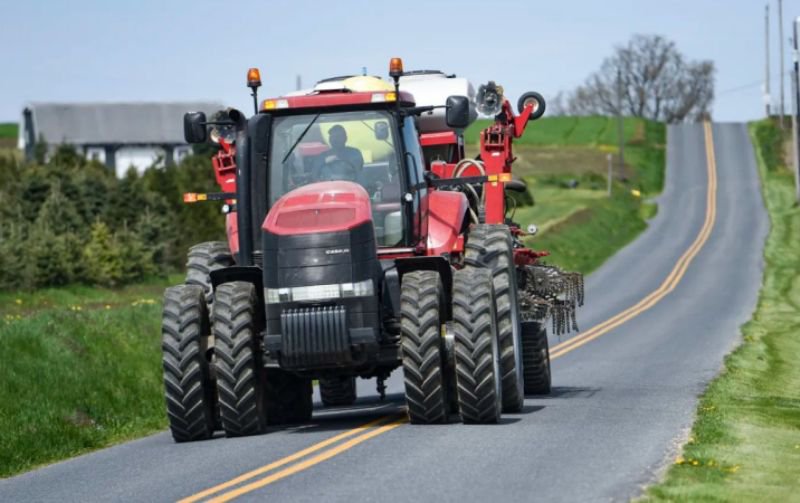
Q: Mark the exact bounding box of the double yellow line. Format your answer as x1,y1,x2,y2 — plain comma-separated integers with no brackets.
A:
180,122,718,502
180,415,406,503
550,121,717,360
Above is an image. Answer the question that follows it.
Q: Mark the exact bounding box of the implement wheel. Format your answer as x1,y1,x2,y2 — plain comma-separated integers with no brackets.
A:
522,321,551,395
213,282,266,437
161,285,216,442
453,268,502,424
400,270,450,424
320,376,357,407
465,224,525,413
265,370,313,424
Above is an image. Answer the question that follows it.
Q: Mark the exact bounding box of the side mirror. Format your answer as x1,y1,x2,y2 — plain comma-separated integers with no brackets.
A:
184,112,207,143
517,92,546,121
375,121,389,141
445,95,471,129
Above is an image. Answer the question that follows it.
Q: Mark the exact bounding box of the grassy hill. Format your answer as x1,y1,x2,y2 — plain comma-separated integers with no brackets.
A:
466,115,665,273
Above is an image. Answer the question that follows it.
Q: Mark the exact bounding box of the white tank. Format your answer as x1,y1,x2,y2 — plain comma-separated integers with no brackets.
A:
399,71,477,133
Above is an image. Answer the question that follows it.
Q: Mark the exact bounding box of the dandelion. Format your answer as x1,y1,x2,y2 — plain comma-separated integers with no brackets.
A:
105,305,111,310
675,456,685,465
691,460,699,466
15,299,22,305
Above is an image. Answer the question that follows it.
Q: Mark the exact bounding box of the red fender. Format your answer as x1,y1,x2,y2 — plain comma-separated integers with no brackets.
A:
426,191,468,256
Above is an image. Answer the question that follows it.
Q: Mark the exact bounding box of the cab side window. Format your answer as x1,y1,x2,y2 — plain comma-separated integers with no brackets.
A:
402,116,426,198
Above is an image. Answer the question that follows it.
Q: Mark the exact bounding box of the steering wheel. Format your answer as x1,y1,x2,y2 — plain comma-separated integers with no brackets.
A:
319,157,357,182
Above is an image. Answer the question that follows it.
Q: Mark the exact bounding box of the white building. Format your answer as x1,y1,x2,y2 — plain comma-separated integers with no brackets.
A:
19,101,223,176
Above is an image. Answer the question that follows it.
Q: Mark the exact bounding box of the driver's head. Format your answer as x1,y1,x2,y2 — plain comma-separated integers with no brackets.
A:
328,125,347,149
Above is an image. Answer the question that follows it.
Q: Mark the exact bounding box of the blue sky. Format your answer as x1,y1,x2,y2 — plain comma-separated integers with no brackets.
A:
1,0,797,122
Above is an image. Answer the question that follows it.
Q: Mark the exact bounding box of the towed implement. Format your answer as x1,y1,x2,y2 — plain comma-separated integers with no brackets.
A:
163,59,583,441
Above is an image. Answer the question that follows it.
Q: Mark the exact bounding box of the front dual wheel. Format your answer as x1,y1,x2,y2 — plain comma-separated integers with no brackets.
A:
400,268,503,425
213,282,313,437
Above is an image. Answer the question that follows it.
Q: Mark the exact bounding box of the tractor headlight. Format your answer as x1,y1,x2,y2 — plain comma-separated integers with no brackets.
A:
265,279,374,304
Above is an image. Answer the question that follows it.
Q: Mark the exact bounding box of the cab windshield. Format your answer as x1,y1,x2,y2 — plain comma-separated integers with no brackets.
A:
269,110,403,246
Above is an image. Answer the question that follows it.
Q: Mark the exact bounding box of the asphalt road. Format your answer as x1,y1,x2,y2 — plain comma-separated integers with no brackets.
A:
0,123,769,502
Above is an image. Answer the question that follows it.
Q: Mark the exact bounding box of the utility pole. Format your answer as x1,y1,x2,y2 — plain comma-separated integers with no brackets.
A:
792,17,800,202
766,4,772,116
780,0,786,128
616,68,625,179
295,75,302,91
607,153,613,197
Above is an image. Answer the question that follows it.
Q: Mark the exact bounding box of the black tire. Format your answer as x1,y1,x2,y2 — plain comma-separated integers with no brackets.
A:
465,224,525,413
213,281,266,436
161,285,215,442
517,91,546,120
186,241,234,307
319,376,357,407
400,270,449,424
453,268,502,424
522,321,551,395
264,370,313,424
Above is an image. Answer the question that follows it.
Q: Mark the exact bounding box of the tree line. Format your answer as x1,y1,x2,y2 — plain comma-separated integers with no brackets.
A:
0,146,224,290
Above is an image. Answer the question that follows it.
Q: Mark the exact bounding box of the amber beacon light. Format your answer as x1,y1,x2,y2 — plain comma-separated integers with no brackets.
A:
389,58,404,78
247,68,262,88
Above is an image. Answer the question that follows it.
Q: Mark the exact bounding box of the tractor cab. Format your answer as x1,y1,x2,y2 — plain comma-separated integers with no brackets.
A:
262,95,421,248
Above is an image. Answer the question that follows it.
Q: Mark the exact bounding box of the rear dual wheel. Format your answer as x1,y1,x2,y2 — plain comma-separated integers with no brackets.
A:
465,224,525,413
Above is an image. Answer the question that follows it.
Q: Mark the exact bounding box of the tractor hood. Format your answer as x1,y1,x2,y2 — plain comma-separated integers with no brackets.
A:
262,181,373,236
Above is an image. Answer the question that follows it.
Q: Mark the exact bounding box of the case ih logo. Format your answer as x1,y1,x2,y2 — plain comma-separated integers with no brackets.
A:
325,248,350,255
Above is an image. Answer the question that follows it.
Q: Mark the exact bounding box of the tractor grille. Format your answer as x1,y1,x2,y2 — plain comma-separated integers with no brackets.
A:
280,306,351,367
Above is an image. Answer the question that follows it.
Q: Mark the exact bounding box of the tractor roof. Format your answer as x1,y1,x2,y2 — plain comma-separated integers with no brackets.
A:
261,76,414,112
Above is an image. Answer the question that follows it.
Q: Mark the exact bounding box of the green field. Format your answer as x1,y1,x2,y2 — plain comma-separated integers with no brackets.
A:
0,116,665,478
645,119,800,501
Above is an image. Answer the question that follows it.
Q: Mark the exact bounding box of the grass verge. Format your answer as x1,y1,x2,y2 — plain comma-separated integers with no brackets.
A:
644,118,800,500
0,276,178,477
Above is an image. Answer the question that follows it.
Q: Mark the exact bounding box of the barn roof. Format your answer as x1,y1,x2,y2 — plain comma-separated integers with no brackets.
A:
26,101,224,145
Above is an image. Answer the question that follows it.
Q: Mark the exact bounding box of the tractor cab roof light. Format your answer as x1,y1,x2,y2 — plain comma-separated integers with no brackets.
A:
371,92,397,103
262,99,289,110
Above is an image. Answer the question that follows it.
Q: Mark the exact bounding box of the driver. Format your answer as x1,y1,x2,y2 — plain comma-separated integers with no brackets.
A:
316,124,364,179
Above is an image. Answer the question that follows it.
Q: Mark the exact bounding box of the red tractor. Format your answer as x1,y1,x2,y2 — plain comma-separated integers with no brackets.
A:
162,59,583,441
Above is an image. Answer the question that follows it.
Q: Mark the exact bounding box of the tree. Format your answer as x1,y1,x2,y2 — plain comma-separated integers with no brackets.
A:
565,35,715,123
